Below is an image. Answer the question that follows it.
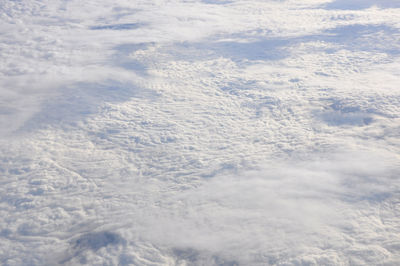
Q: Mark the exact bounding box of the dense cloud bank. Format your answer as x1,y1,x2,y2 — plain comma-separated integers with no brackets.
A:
1,0,399,265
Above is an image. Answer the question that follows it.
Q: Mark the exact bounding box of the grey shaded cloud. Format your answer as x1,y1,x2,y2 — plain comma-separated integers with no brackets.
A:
325,0,400,10
90,23,143,31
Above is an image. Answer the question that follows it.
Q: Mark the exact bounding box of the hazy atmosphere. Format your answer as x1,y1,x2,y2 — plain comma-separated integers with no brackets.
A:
0,0,399,265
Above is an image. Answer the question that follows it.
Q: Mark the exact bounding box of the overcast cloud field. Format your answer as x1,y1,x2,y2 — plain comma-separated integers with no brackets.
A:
1,0,400,265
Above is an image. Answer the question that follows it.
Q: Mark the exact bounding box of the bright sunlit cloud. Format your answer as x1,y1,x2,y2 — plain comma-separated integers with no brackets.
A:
0,0,399,265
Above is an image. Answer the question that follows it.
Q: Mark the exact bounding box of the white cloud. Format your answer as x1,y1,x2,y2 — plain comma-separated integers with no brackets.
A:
126,151,399,265
0,0,399,265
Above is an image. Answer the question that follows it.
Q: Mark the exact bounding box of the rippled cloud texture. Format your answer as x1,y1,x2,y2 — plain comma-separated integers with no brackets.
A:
0,0,399,265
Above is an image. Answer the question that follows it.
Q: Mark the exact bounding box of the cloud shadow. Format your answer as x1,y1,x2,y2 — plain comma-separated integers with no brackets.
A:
173,248,239,266
166,23,399,65
320,24,400,55
201,0,233,5
111,43,153,76
59,231,126,265
17,80,158,133
324,0,400,10
90,23,143,31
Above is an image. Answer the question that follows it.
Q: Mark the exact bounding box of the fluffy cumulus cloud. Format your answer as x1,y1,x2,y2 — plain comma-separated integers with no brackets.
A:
0,0,399,265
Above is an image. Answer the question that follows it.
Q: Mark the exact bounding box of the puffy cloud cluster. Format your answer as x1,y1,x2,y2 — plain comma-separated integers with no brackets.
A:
0,0,399,265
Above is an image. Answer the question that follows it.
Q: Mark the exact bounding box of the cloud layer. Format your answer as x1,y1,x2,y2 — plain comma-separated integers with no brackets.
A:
0,0,399,265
